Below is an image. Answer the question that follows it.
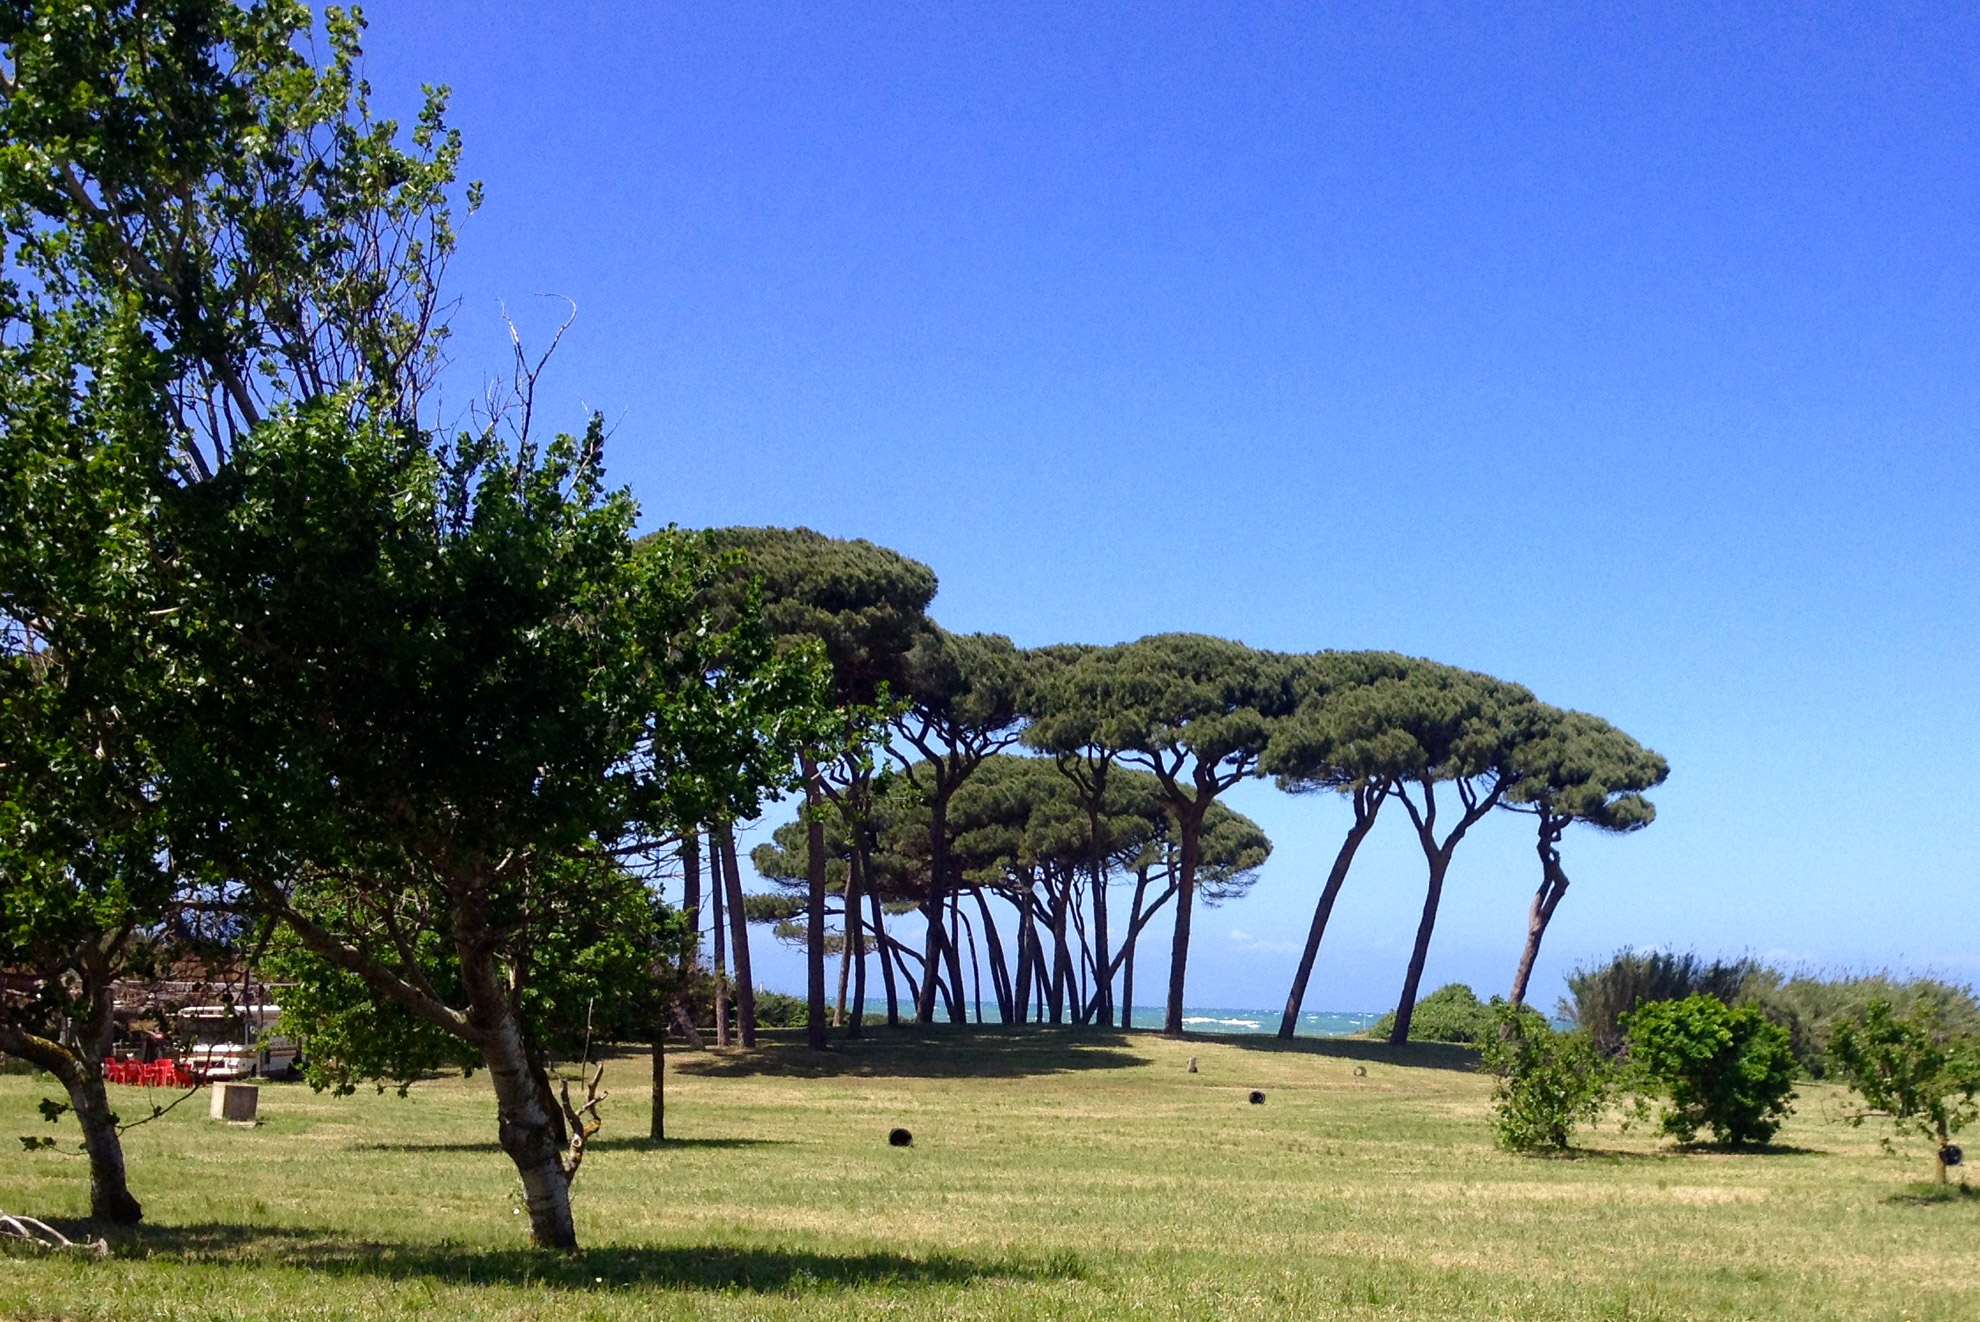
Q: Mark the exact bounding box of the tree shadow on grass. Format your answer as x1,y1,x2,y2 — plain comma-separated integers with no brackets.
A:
350,1136,789,1155
1889,1182,1979,1206
76,1222,1080,1292
668,1025,1149,1080
1206,1032,1482,1074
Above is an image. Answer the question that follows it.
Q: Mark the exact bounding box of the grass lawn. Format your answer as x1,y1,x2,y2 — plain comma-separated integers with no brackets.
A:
0,1026,1971,1320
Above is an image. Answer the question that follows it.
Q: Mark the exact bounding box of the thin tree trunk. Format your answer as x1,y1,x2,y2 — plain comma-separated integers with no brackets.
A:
1390,779,1503,1046
1013,904,1035,1025
836,843,863,1028
1047,891,1070,1024
916,789,952,1024
710,838,730,1048
972,888,1014,1022
1277,787,1386,1039
650,1026,665,1143
867,881,899,1025
959,897,983,1024
1165,816,1204,1037
718,826,757,1047
659,830,699,1138
1120,866,1149,1029
1087,802,1113,1025
1509,817,1569,1008
945,891,968,1024
1391,851,1451,1045
846,847,867,1036
802,759,830,1050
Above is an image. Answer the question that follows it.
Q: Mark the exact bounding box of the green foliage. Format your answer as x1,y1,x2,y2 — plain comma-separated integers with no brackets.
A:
1828,998,1980,1178
1623,994,1798,1146
1565,950,1758,1056
1742,971,1980,1077
747,990,810,1029
1368,983,1495,1044
1480,1002,1613,1151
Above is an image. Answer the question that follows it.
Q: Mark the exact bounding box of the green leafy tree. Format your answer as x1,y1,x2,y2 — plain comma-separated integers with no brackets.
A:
1354,663,1537,1045
0,0,464,1223
1262,651,1416,1039
1025,634,1294,1035
1623,993,1798,1147
1480,1002,1613,1152
893,626,1028,1024
704,526,934,1046
1501,707,1666,1006
1829,998,1980,1183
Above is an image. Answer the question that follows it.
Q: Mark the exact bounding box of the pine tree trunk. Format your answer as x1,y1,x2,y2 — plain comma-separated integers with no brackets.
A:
718,827,757,1046
867,881,899,1025
649,1026,665,1143
1390,850,1452,1046
1164,820,1202,1037
1509,820,1569,1008
803,765,830,1050
836,843,862,1028
1277,797,1383,1039
710,840,731,1048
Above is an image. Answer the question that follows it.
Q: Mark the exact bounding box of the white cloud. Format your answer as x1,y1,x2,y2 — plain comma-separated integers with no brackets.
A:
1228,928,1298,955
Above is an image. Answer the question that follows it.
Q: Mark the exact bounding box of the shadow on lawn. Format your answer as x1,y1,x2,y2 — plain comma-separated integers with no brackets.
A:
352,1136,787,1155
1207,1032,1482,1074
667,1025,1148,1079
84,1222,1080,1292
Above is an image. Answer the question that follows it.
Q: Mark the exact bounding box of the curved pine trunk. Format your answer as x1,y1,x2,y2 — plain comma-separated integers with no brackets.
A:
1277,802,1383,1039
1389,852,1451,1046
801,763,830,1050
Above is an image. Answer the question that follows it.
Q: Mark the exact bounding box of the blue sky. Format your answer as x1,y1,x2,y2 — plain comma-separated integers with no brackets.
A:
364,2,1980,1011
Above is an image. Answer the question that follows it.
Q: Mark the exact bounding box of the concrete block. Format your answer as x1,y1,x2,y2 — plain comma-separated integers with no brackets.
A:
209,1081,259,1123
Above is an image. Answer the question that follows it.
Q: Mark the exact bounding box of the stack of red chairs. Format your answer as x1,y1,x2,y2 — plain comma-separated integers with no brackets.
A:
101,1058,193,1087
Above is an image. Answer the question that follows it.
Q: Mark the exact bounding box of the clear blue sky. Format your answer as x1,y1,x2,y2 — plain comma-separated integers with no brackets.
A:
364,2,1980,1011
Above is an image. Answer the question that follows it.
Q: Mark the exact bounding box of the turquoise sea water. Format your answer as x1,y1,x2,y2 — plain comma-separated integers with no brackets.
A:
1120,1007,1383,1036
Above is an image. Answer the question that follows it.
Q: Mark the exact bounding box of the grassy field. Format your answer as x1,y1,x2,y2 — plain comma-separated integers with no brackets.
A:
0,1026,1971,1321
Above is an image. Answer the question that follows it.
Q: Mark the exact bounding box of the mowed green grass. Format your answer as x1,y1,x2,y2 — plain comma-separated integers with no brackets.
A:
0,1027,1972,1321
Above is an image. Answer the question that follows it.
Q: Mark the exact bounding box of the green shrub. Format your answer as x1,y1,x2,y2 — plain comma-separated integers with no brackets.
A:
748,989,809,1028
1564,950,1757,1056
1742,971,1980,1078
1479,1002,1613,1152
1623,993,1798,1146
1367,983,1494,1044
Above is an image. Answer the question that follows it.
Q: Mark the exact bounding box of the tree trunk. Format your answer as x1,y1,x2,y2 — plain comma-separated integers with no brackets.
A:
649,1026,665,1142
710,839,731,1048
916,789,952,1024
844,847,867,1036
1390,849,1451,1046
1121,867,1150,1029
836,843,863,1028
1164,816,1203,1037
1086,801,1113,1026
1509,817,1570,1007
867,880,899,1025
958,896,983,1023
972,888,1014,1022
1047,892,1070,1025
659,829,698,1139
2,998,145,1225
802,760,830,1050
718,826,757,1046
944,892,969,1024
481,1016,577,1249
1277,790,1385,1039
1013,904,1035,1025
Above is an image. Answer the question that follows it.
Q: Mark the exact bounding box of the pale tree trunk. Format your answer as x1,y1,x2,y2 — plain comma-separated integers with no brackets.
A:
1277,784,1387,1039
1509,815,1570,1007
0,1016,142,1225
718,826,756,1046
461,947,576,1249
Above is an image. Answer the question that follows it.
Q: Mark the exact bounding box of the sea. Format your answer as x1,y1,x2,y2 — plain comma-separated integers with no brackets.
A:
1120,1007,1382,1036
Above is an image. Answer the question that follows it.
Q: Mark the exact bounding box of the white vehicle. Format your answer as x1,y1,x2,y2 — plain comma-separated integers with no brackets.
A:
177,1004,301,1080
